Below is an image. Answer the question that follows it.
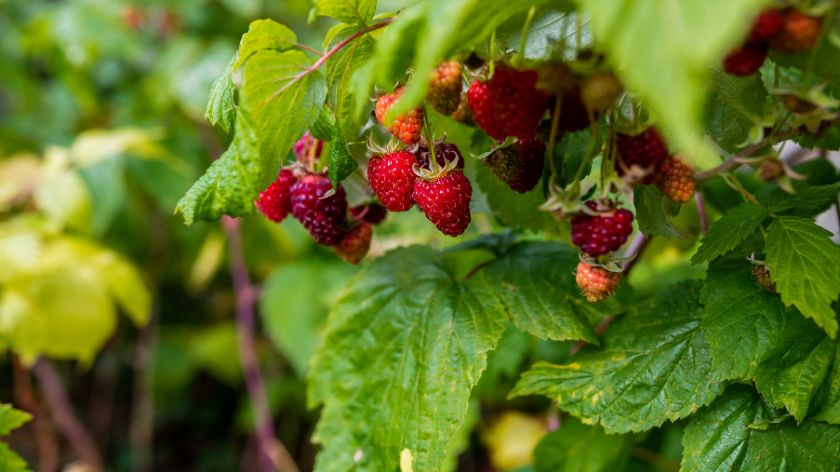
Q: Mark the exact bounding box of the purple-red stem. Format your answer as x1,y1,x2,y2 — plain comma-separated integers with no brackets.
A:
695,192,708,235
33,360,104,472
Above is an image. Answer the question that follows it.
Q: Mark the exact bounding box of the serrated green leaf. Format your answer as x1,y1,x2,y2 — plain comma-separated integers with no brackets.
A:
475,164,557,232
175,114,261,224
205,56,236,133
324,24,375,141
0,404,31,435
313,0,376,25
0,443,29,472
240,49,327,163
511,282,724,434
234,19,297,70
472,242,620,343
682,385,840,472
327,125,357,189
633,185,689,239
766,216,840,337
533,417,633,472
573,0,766,168
311,107,336,142
705,69,769,152
691,202,767,264
308,246,508,472
765,182,840,214
812,338,840,424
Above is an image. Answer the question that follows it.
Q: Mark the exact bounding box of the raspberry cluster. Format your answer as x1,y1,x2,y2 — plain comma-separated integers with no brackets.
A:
723,8,822,76
571,202,634,257
575,261,621,302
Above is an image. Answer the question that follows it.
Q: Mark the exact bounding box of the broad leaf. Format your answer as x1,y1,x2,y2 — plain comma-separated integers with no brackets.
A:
766,216,840,337
511,282,724,433
682,385,840,472
533,418,633,472
205,56,236,133
705,69,769,152
327,125,357,189
313,0,376,26
234,19,297,69
812,339,840,424
691,202,767,264
765,182,840,214
574,0,766,167
308,246,508,472
475,164,557,233
633,185,689,239
324,24,375,141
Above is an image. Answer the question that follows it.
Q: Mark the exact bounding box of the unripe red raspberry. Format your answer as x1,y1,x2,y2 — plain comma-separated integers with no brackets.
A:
332,222,372,265
654,156,695,203
752,265,777,293
375,88,424,145
255,169,297,222
349,203,387,225
770,9,822,53
452,93,474,125
571,202,634,257
580,73,622,113
290,173,348,245
427,61,463,115
575,261,621,302
483,137,546,193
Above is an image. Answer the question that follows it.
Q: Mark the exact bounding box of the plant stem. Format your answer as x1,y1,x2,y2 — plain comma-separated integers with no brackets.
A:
294,43,323,56
695,191,708,235
13,356,59,472
546,95,562,180
33,360,104,472
129,308,158,472
222,216,299,472
621,232,649,275
276,18,394,96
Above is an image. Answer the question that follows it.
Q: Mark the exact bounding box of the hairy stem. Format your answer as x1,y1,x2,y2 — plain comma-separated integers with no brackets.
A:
33,360,104,472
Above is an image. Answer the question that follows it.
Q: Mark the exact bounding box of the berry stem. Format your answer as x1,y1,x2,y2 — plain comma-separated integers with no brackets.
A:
294,43,323,56
275,18,394,97
546,95,562,181
517,7,537,62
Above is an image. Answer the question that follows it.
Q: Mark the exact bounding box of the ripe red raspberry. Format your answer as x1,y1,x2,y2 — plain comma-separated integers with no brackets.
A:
374,88,424,145
557,88,591,132
413,171,472,237
428,61,463,115
290,173,347,245
770,9,822,53
367,150,417,212
293,131,324,164
483,137,546,193
654,156,695,203
416,142,465,170
580,73,622,113
571,202,634,257
255,168,297,222
749,9,785,42
332,222,372,265
616,128,669,183
467,65,549,141
723,41,768,76
349,203,387,225
575,261,621,302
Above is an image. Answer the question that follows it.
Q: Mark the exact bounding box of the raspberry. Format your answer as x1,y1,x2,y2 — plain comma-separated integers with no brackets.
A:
375,88,424,145
290,173,348,245
255,168,297,222
723,41,768,76
557,88,591,132
416,142,465,170
367,150,417,212
413,171,472,237
654,156,695,203
752,265,777,293
332,222,372,265
616,128,669,183
467,65,549,141
580,73,622,113
749,9,785,42
293,130,324,164
571,202,634,257
575,261,621,302
770,9,822,53
427,61,463,115
758,159,784,182
452,94,474,125
483,137,546,193
349,203,387,225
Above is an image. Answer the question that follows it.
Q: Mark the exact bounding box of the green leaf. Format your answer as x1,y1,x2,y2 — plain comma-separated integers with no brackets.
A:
765,182,840,214
691,202,767,264
370,4,425,90
0,404,31,435
240,49,327,164
766,216,840,337
0,444,29,472
573,0,766,168
308,246,508,472
633,185,689,239
705,69,769,152
324,24,375,141
533,418,633,472
770,32,840,79
327,125,357,189
205,56,236,133
475,164,557,232
313,0,376,25
472,242,620,343
234,19,297,70
311,106,336,142
175,114,261,224
511,282,724,434
682,385,840,472
812,339,840,424
259,260,355,375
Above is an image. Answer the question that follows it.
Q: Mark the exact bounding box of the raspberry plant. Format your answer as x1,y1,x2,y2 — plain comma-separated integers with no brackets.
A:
173,0,840,470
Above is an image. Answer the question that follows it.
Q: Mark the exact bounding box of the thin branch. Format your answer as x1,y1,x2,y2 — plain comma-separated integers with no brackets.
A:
33,360,104,472
275,18,394,97
695,191,708,235
621,232,649,275
13,357,59,472
222,216,299,472
129,308,158,472
294,43,323,56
